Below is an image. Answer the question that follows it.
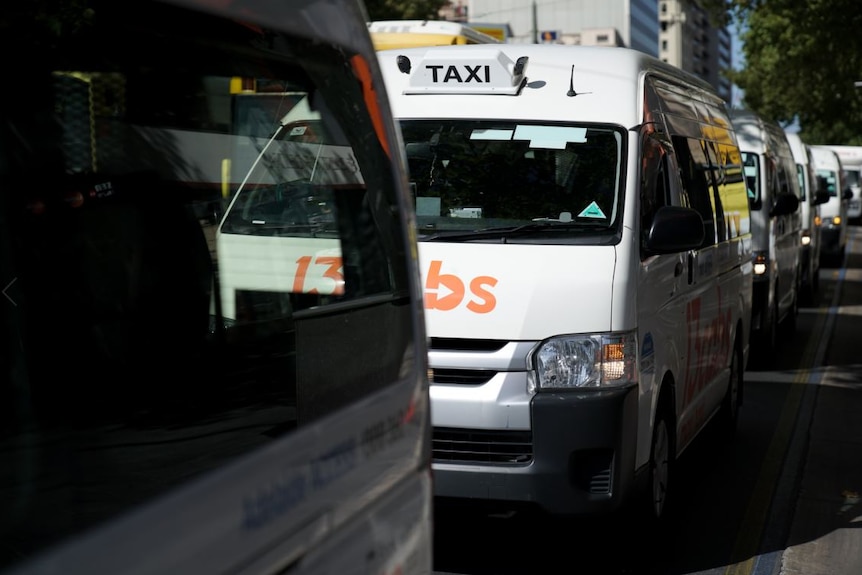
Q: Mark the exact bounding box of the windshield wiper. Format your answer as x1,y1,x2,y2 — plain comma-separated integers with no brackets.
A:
420,221,602,242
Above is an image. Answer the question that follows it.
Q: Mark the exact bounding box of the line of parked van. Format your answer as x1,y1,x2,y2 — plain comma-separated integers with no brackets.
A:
728,111,857,367
369,41,860,525
826,145,862,224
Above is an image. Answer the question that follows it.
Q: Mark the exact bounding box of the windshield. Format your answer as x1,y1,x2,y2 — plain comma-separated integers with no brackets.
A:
817,168,840,196
398,120,624,242
220,95,351,239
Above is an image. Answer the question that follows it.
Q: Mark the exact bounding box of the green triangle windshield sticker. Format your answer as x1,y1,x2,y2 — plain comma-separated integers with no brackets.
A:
578,201,605,219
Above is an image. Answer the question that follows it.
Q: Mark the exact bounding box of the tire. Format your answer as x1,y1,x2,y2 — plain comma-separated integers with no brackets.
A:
803,263,820,306
753,297,778,369
646,402,675,524
782,285,798,337
800,282,814,308
812,264,820,298
719,337,743,439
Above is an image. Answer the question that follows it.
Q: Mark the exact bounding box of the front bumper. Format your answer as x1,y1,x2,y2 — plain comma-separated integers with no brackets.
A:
432,383,640,516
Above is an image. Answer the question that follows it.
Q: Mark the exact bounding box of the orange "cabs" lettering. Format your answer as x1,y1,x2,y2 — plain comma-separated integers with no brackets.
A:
424,260,497,313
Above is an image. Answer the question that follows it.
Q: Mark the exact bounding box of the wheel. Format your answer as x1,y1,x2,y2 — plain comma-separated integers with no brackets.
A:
754,297,778,368
812,264,820,298
782,285,798,336
719,337,742,439
646,404,675,523
802,264,819,306
800,281,814,307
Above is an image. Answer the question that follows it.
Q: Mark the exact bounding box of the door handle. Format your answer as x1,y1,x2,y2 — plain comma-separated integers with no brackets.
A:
687,252,694,284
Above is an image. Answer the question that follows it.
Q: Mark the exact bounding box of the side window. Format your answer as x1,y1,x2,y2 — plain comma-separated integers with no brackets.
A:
640,133,671,257
776,155,791,197
765,154,778,202
672,135,716,247
702,140,727,243
795,164,807,202
717,142,749,238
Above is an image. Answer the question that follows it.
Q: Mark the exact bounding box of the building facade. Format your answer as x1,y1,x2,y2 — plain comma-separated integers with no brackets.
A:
452,0,731,102
658,0,732,102
466,0,659,56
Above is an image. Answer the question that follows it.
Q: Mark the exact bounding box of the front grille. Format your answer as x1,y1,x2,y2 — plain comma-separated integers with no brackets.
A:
429,338,508,352
433,427,533,464
430,368,496,385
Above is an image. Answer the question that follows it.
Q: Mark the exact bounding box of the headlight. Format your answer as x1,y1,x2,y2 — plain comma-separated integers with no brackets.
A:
752,251,768,276
801,231,811,246
527,331,637,392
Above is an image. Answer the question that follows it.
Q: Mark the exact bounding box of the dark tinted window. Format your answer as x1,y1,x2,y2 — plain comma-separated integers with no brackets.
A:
673,136,717,247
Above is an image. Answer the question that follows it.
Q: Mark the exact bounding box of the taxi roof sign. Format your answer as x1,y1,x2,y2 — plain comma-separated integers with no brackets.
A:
398,48,528,95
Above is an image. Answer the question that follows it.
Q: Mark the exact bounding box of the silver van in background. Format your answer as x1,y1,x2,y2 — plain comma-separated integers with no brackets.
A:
731,110,801,362
785,132,829,304
811,145,852,266
823,144,862,224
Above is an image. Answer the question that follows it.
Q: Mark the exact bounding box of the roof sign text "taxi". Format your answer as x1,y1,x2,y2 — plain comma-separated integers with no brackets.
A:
399,48,528,96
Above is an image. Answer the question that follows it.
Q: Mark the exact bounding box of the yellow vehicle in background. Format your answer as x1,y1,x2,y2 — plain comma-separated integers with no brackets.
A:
368,19,501,50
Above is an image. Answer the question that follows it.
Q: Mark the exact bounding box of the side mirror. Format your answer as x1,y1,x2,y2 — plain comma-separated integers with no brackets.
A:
770,192,799,217
813,189,830,205
843,187,854,201
816,175,830,196
646,205,704,253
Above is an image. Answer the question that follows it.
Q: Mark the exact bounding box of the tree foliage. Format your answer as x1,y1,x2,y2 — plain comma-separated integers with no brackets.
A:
363,0,449,21
694,0,862,144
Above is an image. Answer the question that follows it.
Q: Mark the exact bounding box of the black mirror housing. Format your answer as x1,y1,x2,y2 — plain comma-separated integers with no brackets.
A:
646,205,705,254
813,189,830,205
770,192,800,217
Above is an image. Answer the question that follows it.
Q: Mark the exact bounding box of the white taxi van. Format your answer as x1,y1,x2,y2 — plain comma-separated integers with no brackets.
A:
378,44,753,521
